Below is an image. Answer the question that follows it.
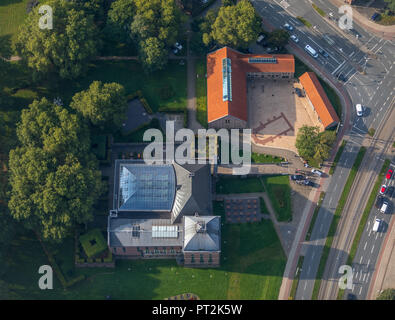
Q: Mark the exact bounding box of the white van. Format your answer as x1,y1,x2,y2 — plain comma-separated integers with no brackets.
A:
305,45,318,58
380,202,388,214
356,104,363,117
372,218,381,232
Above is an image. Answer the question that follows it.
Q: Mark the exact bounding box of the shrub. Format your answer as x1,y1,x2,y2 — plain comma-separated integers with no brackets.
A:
368,128,376,136
79,229,107,258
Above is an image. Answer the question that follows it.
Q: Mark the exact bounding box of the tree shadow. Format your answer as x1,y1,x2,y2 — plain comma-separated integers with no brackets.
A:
0,34,13,59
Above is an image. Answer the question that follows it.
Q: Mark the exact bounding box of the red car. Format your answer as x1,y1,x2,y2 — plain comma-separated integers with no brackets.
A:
380,185,387,195
386,169,393,180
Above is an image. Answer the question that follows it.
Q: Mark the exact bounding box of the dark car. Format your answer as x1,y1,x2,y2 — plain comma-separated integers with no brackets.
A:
303,179,314,187
371,12,380,21
291,174,304,181
375,195,384,209
295,88,304,97
319,49,329,58
338,73,347,82
347,293,357,300
387,186,394,198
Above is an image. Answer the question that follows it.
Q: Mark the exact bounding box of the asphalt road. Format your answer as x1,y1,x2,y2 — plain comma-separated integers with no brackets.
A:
251,0,395,300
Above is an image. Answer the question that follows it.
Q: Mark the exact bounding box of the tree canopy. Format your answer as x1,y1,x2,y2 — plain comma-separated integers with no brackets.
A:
13,0,100,79
295,126,336,165
70,81,127,128
202,0,261,49
8,98,104,241
106,0,136,41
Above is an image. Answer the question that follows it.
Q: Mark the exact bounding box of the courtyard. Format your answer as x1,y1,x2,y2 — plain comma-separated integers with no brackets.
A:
247,78,323,153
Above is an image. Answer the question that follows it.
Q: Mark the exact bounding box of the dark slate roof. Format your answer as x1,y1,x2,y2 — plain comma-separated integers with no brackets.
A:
171,163,213,223
183,216,221,252
108,216,183,247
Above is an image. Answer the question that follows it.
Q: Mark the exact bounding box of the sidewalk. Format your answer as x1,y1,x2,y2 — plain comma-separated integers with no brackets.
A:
329,0,395,40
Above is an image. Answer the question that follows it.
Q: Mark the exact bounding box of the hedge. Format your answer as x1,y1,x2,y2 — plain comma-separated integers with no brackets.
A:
126,90,153,114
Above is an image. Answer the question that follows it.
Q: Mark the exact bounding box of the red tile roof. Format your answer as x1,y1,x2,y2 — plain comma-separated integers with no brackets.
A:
207,47,295,123
299,72,340,129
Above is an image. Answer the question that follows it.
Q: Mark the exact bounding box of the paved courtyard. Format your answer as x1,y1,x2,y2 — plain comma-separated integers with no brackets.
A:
247,79,323,153
224,198,264,223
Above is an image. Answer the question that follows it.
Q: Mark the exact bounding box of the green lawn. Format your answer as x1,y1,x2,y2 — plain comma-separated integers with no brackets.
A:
2,201,286,300
216,176,264,194
261,175,292,222
196,58,208,128
0,0,29,37
251,153,284,164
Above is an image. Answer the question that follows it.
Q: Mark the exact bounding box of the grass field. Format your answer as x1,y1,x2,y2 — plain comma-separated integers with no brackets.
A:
1,201,286,300
196,58,208,128
261,175,292,222
0,0,29,37
216,176,265,194
251,153,284,164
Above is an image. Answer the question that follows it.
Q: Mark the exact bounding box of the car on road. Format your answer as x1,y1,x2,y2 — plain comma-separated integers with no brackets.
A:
290,35,299,43
347,293,357,300
318,49,329,58
380,201,389,214
338,73,347,82
375,195,384,209
304,45,318,58
386,169,393,180
311,169,323,177
387,186,394,198
372,218,382,232
283,23,294,31
371,12,380,21
380,184,387,195
355,104,363,117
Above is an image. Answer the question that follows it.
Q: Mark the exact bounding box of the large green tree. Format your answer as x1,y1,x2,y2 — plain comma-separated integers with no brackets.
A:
295,125,336,164
106,0,136,41
203,0,261,49
14,0,100,79
8,98,104,241
131,0,182,71
267,29,290,49
70,81,127,128
384,0,395,12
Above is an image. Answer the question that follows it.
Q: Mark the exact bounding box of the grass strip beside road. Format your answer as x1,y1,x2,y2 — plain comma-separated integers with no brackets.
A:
330,140,347,175
305,192,326,241
311,146,366,299
312,4,326,17
297,16,312,28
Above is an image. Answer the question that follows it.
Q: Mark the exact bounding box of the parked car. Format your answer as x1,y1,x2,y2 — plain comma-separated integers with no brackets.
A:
371,12,380,21
311,169,323,177
338,73,347,82
303,179,314,187
283,23,294,31
266,47,278,53
319,49,329,58
290,34,299,43
380,184,387,195
375,195,384,209
291,174,304,181
386,169,393,180
257,34,266,45
355,104,363,117
347,293,357,300
295,87,304,97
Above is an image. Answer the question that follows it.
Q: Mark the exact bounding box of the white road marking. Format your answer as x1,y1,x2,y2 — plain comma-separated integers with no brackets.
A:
363,242,367,250
371,245,375,253
359,286,362,295
360,256,363,264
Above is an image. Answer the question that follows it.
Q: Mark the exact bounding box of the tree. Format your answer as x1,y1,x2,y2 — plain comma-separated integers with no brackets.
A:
295,126,320,160
70,81,127,128
384,0,395,12
377,289,395,300
8,98,104,242
296,126,336,165
205,0,261,49
130,0,182,71
139,37,168,72
267,29,290,48
13,0,100,79
106,0,136,42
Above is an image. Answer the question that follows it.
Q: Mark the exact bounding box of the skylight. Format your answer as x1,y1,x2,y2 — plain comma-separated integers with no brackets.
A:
248,57,277,64
222,58,232,102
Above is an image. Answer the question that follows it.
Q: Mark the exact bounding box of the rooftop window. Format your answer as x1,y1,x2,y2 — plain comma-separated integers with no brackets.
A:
222,58,232,101
248,57,277,64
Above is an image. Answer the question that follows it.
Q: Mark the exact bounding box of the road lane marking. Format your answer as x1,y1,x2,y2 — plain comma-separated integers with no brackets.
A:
360,256,363,264
359,287,362,295
371,245,375,253
363,242,367,251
